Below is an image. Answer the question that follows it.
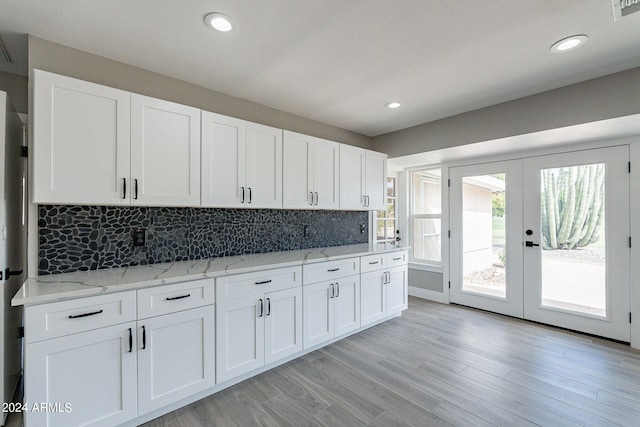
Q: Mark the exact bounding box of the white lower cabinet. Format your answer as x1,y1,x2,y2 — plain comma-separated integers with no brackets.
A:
25,322,138,427
23,251,406,426
137,306,215,415
361,253,408,327
216,286,302,383
303,275,360,349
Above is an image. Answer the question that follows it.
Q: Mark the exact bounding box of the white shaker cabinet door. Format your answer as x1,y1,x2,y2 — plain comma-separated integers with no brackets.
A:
130,94,201,206
24,322,138,427
201,111,247,207
360,270,387,326
313,138,340,210
283,131,313,209
339,144,365,210
365,150,387,211
264,287,303,365
386,266,408,316
303,281,334,349
334,275,361,338
246,122,282,208
137,306,215,415
216,296,265,383
33,69,131,205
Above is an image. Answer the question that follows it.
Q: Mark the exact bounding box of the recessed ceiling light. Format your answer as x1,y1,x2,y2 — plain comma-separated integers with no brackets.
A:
385,101,401,109
204,12,237,33
550,35,588,53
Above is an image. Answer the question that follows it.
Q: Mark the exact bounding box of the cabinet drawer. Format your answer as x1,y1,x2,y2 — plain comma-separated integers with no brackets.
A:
303,257,360,285
137,279,215,319
386,251,408,268
360,254,386,273
216,266,302,303
25,291,136,343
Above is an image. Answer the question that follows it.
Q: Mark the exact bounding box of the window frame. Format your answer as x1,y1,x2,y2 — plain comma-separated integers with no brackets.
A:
409,168,444,269
376,177,397,245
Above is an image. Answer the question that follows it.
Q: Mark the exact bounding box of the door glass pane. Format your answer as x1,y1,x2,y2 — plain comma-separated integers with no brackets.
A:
462,174,506,298
540,164,606,317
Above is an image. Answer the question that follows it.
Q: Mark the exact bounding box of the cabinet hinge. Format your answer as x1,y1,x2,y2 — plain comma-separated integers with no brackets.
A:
20,146,28,158
448,281,451,289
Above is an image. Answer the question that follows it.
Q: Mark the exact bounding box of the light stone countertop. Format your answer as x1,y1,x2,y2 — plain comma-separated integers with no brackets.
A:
13,243,409,307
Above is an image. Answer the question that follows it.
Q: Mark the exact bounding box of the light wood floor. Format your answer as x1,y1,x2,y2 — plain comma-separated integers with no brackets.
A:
10,297,640,426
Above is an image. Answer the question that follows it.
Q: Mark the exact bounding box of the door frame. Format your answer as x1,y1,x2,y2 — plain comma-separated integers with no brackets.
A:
445,140,633,343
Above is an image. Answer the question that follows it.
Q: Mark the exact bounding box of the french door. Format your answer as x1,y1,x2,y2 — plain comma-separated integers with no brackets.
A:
450,146,630,341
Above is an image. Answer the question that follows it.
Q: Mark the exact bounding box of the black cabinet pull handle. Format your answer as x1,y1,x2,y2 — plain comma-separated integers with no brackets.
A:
68,309,103,319
122,178,127,199
258,299,264,317
128,328,133,353
329,283,335,299
166,294,191,301
393,257,402,261
241,186,245,203
336,282,340,298
142,325,146,349
134,179,139,200
255,279,272,285
327,268,340,272
248,187,252,204
266,298,271,316
369,261,379,265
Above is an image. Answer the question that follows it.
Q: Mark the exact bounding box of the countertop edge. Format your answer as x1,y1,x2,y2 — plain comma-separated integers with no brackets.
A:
13,245,409,307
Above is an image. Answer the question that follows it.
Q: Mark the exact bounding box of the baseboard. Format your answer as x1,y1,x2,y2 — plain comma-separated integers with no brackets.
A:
409,286,448,303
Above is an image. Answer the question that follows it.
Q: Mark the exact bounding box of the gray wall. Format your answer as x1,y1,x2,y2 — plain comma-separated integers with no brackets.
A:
27,36,373,149
0,71,27,114
408,268,443,293
373,67,640,158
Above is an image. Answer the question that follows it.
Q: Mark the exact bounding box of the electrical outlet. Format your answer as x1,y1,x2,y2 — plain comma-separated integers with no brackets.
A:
360,223,366,234
133,229,146,247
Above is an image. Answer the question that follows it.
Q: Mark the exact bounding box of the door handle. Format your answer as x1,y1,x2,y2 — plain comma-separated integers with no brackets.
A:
315,192,318,205
335,282,340,298
266,298,271,316
122,178,127,199
362,195,366,207
248,187,252,204
134,179,139,200
258,299,264,317
241,186,245,203
329,283,335,299
142,325,146,350
525,241,540,247
309,191,314,206
128,328,133,353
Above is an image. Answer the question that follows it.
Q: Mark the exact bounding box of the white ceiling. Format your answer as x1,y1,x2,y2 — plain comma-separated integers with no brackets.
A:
1,0,640,137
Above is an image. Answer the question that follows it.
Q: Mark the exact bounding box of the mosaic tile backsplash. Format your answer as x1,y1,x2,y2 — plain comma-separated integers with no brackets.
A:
39,206,369,275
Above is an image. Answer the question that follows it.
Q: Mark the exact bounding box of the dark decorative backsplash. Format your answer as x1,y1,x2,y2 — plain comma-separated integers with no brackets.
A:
39,206,369,275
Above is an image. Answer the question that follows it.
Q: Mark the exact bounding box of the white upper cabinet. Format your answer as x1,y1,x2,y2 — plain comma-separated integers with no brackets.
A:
339,145,387,210
131,95,201,206
283,131,339,209
33,70,201,206
246,122,283,208
201,112,282,208
33,70,131,205
201,112,246,207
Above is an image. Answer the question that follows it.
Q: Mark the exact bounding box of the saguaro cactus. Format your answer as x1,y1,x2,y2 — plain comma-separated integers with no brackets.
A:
540,164,605,250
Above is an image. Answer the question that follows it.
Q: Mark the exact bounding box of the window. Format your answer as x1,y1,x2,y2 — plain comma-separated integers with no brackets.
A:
410,169,442,265
376,177,397,244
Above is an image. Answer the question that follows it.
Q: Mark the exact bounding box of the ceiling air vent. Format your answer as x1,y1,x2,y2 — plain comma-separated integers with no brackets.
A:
612,0,640,20
0,38,11,64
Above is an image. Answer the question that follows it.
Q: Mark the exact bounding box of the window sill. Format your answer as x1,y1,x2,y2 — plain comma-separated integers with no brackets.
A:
408,262,443,273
